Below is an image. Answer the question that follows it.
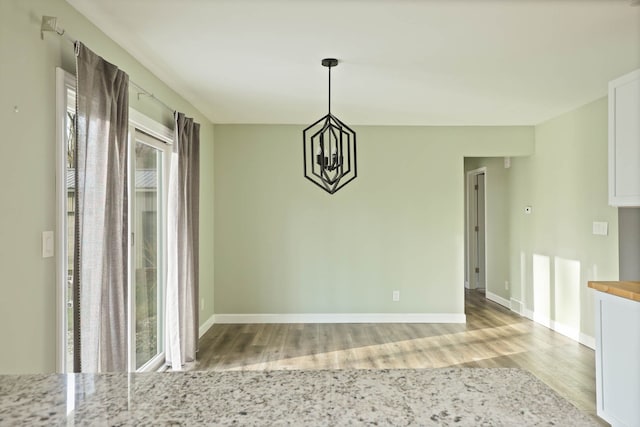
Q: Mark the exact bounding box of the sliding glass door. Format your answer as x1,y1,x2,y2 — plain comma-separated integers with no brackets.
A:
57,70,76,373
131,130,167,370
56,68,173,372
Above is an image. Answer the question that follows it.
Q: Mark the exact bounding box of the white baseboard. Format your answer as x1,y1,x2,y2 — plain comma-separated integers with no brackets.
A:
486,291,511,309
213,312,466,324
198,314,216,338
521,309,595,350
579,333,596,350
510,298,524,315
550,318,580,342
523,307,534,320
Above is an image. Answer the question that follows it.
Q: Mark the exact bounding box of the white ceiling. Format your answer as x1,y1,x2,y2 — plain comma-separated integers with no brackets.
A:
65,0,640,126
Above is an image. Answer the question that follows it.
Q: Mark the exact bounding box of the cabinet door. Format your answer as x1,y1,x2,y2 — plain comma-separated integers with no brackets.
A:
609,69,640,207
596,291,640,426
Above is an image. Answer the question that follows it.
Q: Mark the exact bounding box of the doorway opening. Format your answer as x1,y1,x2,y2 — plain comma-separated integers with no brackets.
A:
465,167,487,293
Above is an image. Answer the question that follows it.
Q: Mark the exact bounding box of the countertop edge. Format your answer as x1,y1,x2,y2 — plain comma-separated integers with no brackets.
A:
588,281,640,302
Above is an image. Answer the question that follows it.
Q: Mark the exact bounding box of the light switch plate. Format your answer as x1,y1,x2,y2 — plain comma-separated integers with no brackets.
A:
42,231,54,258
592,221,608,236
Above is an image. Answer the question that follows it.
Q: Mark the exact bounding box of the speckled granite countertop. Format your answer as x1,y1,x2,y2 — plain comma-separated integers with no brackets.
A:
0,368,598,426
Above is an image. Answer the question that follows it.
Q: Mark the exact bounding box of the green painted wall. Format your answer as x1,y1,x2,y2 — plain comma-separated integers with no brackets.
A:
2,0,614,374
0,0,214,373
508,97,618,339
466,98,618,341
214,125,533,315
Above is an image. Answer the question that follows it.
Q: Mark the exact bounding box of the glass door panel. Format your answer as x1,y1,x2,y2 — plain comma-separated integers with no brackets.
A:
65,86,76,373
134,133,164,369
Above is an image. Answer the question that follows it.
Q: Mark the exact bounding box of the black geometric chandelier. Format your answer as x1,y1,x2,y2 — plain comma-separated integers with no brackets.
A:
303,58,357,194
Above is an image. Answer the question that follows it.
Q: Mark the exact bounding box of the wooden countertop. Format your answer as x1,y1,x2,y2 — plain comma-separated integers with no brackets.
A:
588,281,640,302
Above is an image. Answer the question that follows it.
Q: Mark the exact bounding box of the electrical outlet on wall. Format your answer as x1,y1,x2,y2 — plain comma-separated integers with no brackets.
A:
392,291,400,302
505,281,509,290
200,298,205,311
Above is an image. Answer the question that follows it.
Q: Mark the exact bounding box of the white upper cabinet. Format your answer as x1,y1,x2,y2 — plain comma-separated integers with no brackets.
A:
609,69,640,207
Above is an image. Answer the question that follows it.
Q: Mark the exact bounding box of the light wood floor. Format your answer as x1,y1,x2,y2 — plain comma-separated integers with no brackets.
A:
197,290,606,424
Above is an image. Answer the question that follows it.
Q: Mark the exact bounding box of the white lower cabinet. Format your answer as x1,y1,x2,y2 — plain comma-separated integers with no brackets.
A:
594,290,640,426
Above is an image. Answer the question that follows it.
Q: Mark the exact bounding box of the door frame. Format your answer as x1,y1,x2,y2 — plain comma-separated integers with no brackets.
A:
55,68,75,372
465,167,487,291
128,110,173,372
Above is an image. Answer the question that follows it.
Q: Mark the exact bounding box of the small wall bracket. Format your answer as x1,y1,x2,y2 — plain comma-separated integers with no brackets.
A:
41,16,64,40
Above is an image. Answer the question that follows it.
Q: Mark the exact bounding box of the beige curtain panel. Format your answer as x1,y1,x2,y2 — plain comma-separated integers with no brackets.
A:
74,41,129,373
166,112,200,370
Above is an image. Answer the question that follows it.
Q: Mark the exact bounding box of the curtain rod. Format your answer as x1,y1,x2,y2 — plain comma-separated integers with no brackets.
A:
41,16,176,115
